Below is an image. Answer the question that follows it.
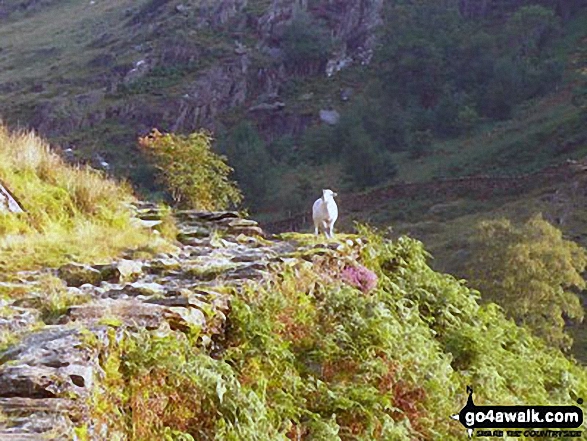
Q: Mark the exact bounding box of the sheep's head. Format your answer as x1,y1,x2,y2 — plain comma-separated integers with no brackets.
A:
322,189,337,200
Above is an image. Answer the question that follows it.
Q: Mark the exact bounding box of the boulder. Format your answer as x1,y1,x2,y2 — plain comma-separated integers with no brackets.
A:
57,263,102,287
319,109,340,125
97,259,143,283
0,181,23,213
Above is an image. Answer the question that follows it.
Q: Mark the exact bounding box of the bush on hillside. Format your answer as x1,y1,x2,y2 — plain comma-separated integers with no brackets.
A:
462,215,586,350
217,122,274,210
281,11,331,71
138,129,242,210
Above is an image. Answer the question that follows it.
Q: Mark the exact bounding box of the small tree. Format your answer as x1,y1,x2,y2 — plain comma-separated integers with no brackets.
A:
138,129,242,210
463,215,586,350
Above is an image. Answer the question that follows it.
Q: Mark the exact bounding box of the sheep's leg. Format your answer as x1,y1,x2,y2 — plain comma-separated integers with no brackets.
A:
323,221,331,239
314,220,320,236
328,224,335,239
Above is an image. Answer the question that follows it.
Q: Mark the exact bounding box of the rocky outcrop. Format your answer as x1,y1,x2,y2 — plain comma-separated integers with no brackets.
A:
171,56,250,132
0,202,363,439
0,181,23,214
16,0,385,144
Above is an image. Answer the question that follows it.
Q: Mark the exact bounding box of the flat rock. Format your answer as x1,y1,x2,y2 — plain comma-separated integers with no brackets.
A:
175,211,240,222
178,225,211,242
65,300,168,330
145,258,182,274
105,281,166,299
65,299,207,333
0,327,105,401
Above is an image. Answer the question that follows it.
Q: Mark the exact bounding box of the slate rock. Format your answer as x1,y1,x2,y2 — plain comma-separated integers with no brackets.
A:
57,263,102,287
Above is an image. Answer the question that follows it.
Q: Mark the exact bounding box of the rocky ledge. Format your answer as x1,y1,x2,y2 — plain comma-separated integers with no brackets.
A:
0,203,363,440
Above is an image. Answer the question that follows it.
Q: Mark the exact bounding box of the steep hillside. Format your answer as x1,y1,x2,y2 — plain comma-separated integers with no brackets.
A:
1,0,586,212
0,0,383,184
0,125,173,273
2,204,587,440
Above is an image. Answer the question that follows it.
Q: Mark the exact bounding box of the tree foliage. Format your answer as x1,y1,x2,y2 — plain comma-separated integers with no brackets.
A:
217,122,273,210
377,1,563,132
463,215,587,350
138,129,242,210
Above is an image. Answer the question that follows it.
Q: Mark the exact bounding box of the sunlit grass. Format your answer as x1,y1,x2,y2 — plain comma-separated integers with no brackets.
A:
0,125,173,274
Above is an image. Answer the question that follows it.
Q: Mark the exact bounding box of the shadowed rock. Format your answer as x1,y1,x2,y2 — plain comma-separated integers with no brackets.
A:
57,263,102,287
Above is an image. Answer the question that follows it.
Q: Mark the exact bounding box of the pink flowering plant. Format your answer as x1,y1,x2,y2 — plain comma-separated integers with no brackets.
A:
340,264,378,293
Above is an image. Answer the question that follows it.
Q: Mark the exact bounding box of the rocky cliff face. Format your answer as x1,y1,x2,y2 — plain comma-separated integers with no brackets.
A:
5,0,384,147
0,202,363,439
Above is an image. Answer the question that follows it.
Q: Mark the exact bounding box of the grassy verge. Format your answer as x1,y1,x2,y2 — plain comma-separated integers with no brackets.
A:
0,124,172,274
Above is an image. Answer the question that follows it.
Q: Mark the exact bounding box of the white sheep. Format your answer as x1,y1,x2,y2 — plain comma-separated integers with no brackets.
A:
312,189,338,239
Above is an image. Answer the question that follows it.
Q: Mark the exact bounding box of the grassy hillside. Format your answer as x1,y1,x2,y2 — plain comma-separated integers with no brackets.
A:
0,1,584,213
90,230,587,440
0,125,172,274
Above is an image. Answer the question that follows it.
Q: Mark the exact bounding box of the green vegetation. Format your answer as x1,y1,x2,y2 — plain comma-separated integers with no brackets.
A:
0,125,170,273
138,129,242,210
90,230,587,439
32,274,92,324
461,215,586,350
244,2,586,217
281,11,331,71
217,122,274,209
0,0,584,220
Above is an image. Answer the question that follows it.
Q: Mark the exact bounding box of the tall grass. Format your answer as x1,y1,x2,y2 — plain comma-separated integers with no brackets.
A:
0,125,170,273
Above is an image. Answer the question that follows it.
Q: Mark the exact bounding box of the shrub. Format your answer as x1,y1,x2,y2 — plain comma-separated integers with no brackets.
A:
138,129,242,210
91,228,587,439
340,264,378,294
217,122,274,210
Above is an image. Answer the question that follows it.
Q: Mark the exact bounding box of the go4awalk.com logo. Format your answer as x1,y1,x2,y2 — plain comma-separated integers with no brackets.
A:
450,386,584,438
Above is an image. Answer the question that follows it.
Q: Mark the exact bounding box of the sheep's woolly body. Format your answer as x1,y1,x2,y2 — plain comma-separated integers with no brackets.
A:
312,189,338,239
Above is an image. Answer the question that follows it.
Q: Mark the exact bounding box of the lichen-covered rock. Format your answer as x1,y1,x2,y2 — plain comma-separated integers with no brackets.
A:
105,281,167,299
57,263,102,287
65,298,209,334
0,326,108,401
65,299,169,330
0,306,40,334
144,257,182,275
96,259,143,283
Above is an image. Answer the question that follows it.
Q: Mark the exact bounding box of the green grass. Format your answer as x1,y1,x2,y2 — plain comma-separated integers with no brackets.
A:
389,101,584,183
0,0,143,85
0,125,173,274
